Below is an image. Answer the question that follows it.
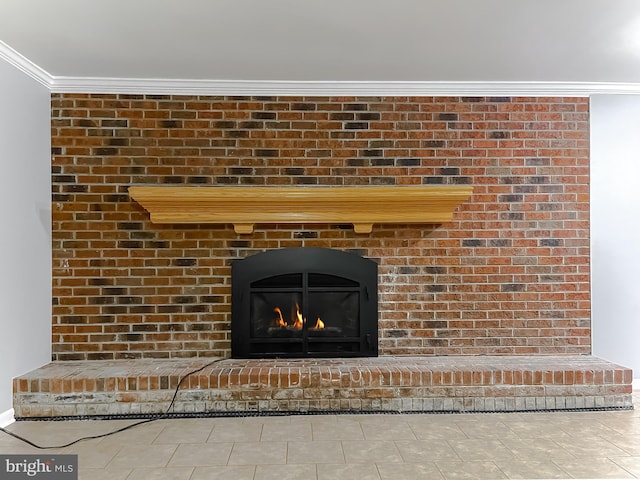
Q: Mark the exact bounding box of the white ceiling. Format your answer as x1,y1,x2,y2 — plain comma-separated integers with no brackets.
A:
2,0,640,92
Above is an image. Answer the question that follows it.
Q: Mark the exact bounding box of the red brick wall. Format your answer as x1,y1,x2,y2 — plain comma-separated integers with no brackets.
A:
51,94,590,360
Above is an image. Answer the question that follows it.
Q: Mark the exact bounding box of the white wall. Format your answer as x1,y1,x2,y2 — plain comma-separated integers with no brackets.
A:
0,58,52,415
591,95,640,379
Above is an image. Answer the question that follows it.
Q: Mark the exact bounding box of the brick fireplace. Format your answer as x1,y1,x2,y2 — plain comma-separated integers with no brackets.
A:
50,94,591,360
12,94,633,417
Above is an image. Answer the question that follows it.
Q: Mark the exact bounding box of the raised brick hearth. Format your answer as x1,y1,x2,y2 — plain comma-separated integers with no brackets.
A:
13,356,632,418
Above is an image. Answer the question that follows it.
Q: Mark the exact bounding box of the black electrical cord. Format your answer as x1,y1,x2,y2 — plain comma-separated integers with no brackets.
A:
0,358,223,450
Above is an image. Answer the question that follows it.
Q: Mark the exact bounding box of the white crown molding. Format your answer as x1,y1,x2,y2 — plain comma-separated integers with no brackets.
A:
0,41,53,88
2,44,640,97
50,76,640,97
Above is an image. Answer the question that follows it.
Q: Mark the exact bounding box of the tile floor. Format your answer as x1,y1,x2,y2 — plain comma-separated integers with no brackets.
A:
1,390,638,479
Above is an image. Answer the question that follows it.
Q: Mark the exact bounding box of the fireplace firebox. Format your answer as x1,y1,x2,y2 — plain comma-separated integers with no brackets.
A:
231,248,378,358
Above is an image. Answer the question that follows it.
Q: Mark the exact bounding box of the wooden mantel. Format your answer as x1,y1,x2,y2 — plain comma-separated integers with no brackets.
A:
128,185,473,234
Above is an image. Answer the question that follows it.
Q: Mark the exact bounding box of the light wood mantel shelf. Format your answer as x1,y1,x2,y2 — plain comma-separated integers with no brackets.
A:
128,185,473,234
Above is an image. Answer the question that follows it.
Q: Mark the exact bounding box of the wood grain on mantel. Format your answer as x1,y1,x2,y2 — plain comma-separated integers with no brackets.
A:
128,185,473,234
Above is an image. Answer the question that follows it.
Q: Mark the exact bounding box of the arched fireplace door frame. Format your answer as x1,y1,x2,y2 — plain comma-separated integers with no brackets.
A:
231,247,378,358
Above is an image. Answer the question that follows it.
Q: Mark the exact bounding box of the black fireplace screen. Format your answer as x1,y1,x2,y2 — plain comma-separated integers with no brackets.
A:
231,248,378,358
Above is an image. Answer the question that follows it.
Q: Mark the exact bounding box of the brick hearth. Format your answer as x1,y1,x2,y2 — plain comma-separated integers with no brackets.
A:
13,355,632,418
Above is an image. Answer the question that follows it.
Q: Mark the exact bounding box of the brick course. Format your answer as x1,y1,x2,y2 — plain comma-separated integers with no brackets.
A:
14,356,632,417
51,95,590,360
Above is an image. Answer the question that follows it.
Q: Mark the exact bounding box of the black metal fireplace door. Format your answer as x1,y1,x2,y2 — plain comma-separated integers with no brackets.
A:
231,248,378,358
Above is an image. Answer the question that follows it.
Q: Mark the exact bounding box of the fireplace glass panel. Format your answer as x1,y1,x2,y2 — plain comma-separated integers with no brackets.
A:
252,273,302,289
308,273,358,288
250,292,303,337
307,291,359,337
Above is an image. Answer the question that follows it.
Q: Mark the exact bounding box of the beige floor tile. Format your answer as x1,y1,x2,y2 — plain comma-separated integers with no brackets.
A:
3,420,123,449
301,416,340,431
208,422,263,442
7,420,126,437
0,435,53,454
395,440,461,462
77,467,132,480
406,414,461,426
287,440,345,464
452,414,513,426
60,441,122,468
317,463,381,480
455,421,519,440
498,437,574,461
500,419,573,439
611,456,640,477
167,442,233,466
228,441,287,465
212,416,258,427
334,416,370,428
342,413,389,423
242,415,292,426
447,438,515,462
153,418,216,444
361,421,416,440
600,416,640,435
125,466,194,480
552,457,637,478
107,443,178,469
558,415,620,437
553,435,630,458
601,433,640,455
191,465,256,480
255,463,317,480
287,414,322,425
409,422,468,440
312,421,364,440
494,459,570,479
435,460,507,480
377,462,445,480
346,415,415,428
261,422,312,441
97,420,166,446
342,440,403,464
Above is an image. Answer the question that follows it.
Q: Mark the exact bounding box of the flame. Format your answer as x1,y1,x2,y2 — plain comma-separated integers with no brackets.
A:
273,307,286,327
273,303,324,329
294,303,304,329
